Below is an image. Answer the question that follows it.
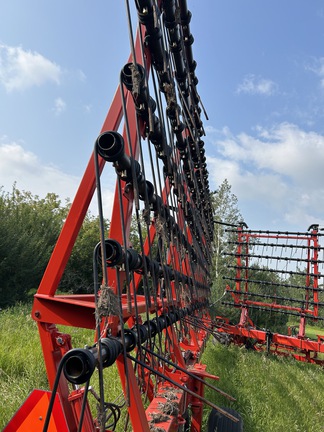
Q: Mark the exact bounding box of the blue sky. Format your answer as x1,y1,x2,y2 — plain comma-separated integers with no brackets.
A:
1,1,324,231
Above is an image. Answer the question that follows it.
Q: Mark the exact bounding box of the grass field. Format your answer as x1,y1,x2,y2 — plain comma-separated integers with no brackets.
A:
287,320,324,340
1,304,324,431
201,343,324,432
304,325,324,340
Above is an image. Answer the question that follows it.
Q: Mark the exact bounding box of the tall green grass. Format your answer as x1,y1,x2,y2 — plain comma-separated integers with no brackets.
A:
0,304,124,430
1,304,324,431
0,303,48,428
201,342,324,432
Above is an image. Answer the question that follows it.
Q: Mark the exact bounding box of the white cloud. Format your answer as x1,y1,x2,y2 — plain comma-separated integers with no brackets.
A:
0,43,61,92
306,57,324,89
206,155,288,210
0,140,78,200
83,104,92,113
207,123,324,229
77,69,87,83
53,97,66,115
0,139,115,218
236,74,277,96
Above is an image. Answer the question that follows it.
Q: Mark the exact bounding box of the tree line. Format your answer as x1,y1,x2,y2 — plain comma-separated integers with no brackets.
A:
0,185,108,308
3,180,320,331
0,180,239,310
0,180,240,308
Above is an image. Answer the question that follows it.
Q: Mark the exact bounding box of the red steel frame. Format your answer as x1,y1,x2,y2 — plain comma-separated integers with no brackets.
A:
215,316,324,365
216,226,324,365
10,24,215,432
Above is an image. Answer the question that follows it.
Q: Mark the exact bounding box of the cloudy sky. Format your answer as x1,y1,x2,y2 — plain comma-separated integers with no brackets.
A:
1,1,324,231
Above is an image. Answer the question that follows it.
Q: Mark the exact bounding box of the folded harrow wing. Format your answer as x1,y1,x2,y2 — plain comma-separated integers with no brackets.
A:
214,224,324,365
5,2,242,431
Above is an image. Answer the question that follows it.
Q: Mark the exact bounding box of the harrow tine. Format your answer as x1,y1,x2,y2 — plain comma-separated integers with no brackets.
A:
140,344,236,401
127,354,240,423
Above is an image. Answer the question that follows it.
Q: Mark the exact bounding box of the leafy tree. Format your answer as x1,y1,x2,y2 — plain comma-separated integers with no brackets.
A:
285,268,324,327
0,185,109,307
59,214,109,294
243,265,288,332
129,212,160,259
211,180,243,276
129,213,147,251
0,186,66,307
210,179,244,320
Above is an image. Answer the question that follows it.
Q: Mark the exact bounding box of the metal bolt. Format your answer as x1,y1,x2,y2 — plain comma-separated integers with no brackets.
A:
56,337,64,346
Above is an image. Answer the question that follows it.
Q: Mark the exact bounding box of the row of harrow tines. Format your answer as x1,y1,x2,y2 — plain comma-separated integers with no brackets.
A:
28,2,241,432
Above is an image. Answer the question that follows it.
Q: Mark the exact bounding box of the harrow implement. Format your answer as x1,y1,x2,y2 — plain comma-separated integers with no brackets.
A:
214,224,324,365
5,1,242,431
